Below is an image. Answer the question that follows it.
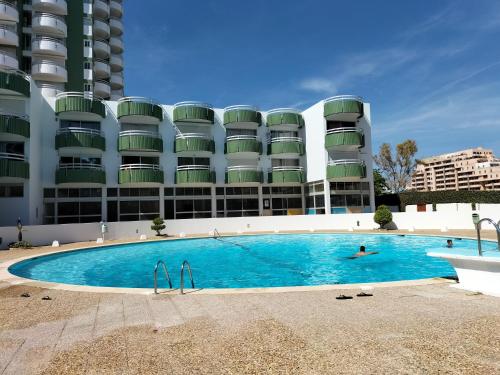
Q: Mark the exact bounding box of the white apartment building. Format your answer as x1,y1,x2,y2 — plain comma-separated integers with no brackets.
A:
411,147,500,191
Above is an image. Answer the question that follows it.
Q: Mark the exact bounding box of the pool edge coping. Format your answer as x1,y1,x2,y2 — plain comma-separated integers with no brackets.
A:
0,231,491,295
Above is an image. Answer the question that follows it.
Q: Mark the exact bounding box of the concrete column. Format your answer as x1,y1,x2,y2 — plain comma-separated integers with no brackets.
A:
102,187,107,221
300,185,306,215
258,185,263,216
211,186,217,218
323,179,331,215
159,187,164,218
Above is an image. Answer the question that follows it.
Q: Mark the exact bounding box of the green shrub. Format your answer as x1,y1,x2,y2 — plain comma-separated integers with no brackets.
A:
374,205,393,229
151,217,166,236
9,241,32,249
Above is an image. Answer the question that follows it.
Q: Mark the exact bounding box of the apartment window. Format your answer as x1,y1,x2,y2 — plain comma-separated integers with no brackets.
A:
84,83,92,92
60,120,100,131
57,201,102,224
84,61,91,69
0,185,24,198
84,39,91,47
177,157,210,166
175,199,211,219
119,200,159,221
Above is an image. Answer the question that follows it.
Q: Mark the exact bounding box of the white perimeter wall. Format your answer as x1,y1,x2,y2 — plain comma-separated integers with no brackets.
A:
1,204,499,249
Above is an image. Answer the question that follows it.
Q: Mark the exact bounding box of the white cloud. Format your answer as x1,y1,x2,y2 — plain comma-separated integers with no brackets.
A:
299,78,337,94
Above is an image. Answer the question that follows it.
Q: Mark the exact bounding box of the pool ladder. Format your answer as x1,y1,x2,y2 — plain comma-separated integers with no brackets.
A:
153,259,195,295
474,218,500,256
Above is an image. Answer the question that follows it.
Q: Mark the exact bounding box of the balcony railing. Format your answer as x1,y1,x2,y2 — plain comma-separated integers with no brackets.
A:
226,165,263,184
0,1,19,22
327,159,366,180
117,96,163,123
120,163,161,171
0,152,29,179
32,13,67,36
173,101,214,124
0,112,30,138
268,136,304,155
56,162,105,184
118,163,164,184
325,127,364,150
55,91,106,118
223,105,261,126
31,36,67,57
268,166,304,184
266,108,304,128
324,95,364,120
31,60,67,82
118,130,163,152
0,152,25,161
0,68,30,96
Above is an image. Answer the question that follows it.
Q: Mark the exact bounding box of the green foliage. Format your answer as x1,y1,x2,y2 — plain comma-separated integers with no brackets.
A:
373,169,388,196
151,217,166,236
9,241,32,249
374,205,393,229
400,190,500,210
373,140,418,193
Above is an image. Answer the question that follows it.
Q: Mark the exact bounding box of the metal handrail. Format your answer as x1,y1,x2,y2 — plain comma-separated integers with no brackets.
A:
94,58,110,65
175,132,212,140
0,152,25,161
176,165,211,171
33,12,66,22
475,218,500,256
324,95,363,103
58,163,103,170
180,260,195,295
0,24,17,32
32,36,66,45
213,228,220,238
0,111,29,120
120,163,161,170
227,165,261,172
326,127,363,135
270,165,303,172
224,105,258,112
0,1,16,9
32,60,66,70
153,260,172,294
174,101,212,109
0,68,30,80
327,159,365,166
57,127,103,136
119,130,161,138
270,136,303,143
0,49,17,58
56,91,103,101
266,108,300,115
117,96,158,105
226,134,258,141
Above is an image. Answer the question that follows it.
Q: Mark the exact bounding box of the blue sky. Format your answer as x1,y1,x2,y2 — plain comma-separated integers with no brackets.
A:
124,0,500,158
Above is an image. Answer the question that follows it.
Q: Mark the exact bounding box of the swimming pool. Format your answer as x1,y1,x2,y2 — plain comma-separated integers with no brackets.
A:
8,234,497,289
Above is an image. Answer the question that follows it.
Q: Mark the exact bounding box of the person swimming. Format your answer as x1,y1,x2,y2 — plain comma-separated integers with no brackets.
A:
348,246,378,259
446,239,453,248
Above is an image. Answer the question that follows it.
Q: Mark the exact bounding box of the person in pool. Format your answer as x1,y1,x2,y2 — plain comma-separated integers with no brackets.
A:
348,246,378,259
446,239,453,248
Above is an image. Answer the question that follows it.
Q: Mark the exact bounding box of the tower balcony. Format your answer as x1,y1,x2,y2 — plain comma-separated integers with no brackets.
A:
117,96,163,124
266,108,304,130
119,163,164,185
225,135,261,159
94,80,111,99
0,1,19,22
174,133,214,155
31,36,67,58
327,159,366,181
0,153,29,182
0,25,18,46
118,130,163,153
93,39,110,59
93,0,110,19
93,59,111,80
226,166,263,185
268,166,304,184
175,165,215,185
55,128,105,153
223,105,261,129
56,163,105,185
173,101,214,124
0,69,30,96
267,136,304,157
324,95,364,121
0,113,29,141
109,54,123,72
325,128,364,151
109,36,123,54
32,13,67,37
55,92,105,120
110,0,123,18
109,17,123,36
0,51,18,70
32,0,67,15
31,61,67,83
110,73,123,90
93,18,110,39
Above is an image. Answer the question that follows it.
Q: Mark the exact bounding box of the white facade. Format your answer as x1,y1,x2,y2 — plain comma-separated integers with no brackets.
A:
0,85,375,226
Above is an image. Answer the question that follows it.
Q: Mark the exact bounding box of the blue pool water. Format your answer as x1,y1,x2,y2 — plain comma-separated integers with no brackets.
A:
8,234,497,289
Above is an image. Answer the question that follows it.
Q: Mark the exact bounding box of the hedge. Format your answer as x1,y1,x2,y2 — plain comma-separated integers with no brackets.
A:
376,191,500,212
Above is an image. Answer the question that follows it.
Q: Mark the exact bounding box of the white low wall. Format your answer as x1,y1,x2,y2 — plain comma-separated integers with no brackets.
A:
1,208,499,249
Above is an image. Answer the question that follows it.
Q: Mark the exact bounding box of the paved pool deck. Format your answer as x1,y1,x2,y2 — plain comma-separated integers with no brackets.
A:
0,230,499,374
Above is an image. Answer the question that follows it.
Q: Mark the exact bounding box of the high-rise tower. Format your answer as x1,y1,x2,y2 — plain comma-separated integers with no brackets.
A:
0,0,124,99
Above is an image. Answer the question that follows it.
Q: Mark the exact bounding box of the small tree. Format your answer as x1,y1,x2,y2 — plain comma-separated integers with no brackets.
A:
373,169,389,196
151,217,166,236
373,140,418,193
374,205,393,229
